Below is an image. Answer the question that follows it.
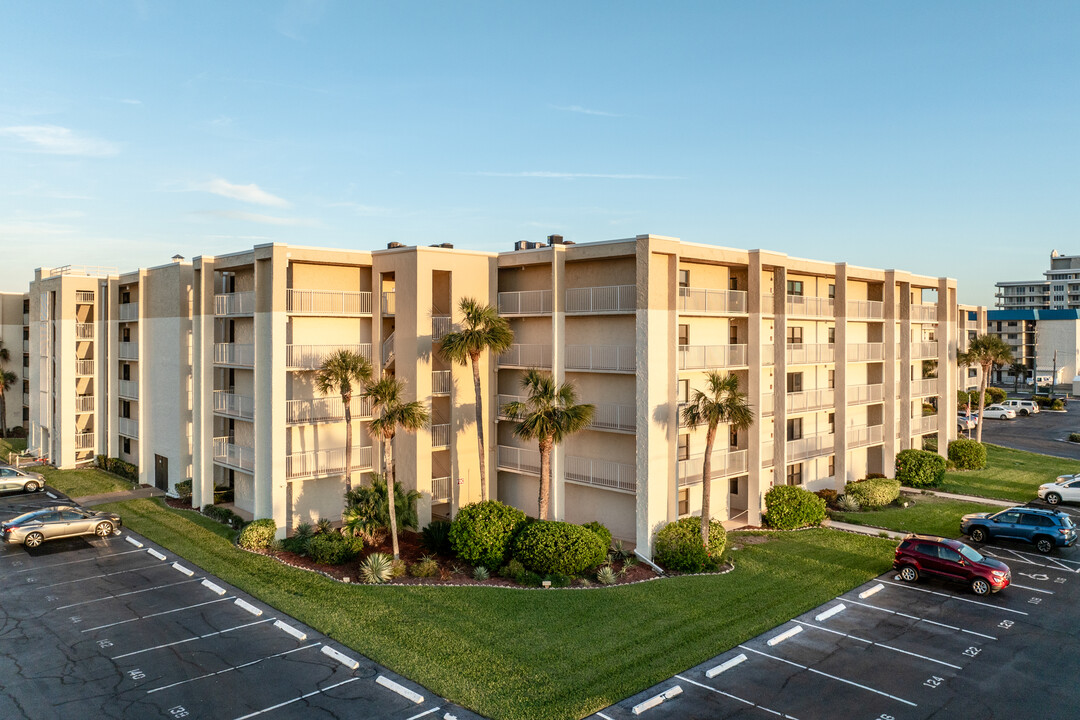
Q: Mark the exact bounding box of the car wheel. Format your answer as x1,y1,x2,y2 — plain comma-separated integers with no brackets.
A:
971,578,991,596
1021,409,1029,416
970,527,987,543
24,532,44,548
22,480,41,493
1035,536,1054,554
95,521,114,538
1046,492,1062,505
899,565,919,582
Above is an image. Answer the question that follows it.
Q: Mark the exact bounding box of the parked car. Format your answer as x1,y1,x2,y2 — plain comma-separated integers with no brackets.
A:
961,506,1076,554
893,534,1010,596
1,506,122,548
1000,399,1040,416
980,404,1017,420
0,466,46,494
1038,474,1080,505
957,415,977,432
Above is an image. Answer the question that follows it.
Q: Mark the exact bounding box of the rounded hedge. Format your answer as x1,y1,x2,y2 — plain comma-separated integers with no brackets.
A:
654,516,726,573
895,448,947,488
307,534,364,565
449,500,528,570
763,486,826,529
581,521,612,551
948,439,987,470
237,518,277,550
511,521,607,575
844,478,901,508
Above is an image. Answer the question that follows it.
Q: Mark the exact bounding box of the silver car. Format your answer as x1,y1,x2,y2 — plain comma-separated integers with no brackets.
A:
1,506,122,547
0,466,46,494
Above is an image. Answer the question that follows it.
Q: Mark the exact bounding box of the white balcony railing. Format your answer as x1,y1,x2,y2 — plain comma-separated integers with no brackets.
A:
432,316,452,341
762,343,775,366
786,295,835,317
566,455,636,493
214,437,255,472
786,343,835,365
431,423,451,449
589,402,635,432
565,345,636,373
848,383,883,405
118,417,139,439
431,475,451,503
214,391,255,419
214,343,254,367
497,445,541,475
498,344,553,369
286,343,372,370
762,440,774,467
760,392,774,416
118,380,138,399
677,288,747,315
119,302,139,322
75,290,96,304
381,291,395,316
75,431,95,450
911,378,938,397
847,343,884,362
787,432,833,462
382,333,395,365
75,395,95,413
76,323,94,340
678,344,748,370
119,342,138,360
21,366,28,379
912,342,938,359
786,388,834,414
286,444,372,479
912,415,939,434
23,339,29,353
285,396,372,424
911,304,938,322
287,289,372,315
847,425,884,448
498,290,552,316
432,370,452,395
565,285,635,314
677,449,748,486
847,300,884,320
214,291,255,316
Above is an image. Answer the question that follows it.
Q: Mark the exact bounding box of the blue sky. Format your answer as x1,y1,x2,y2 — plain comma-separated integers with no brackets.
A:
1,1,1077,306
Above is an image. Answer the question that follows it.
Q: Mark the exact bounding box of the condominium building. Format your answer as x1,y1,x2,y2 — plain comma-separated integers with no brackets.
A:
28,235,978,555
987,309,1080,389
995,250,1080,310
0,291,30,436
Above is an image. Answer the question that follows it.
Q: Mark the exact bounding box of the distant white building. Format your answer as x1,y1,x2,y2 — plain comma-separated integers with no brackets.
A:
995,250,1080,310
987,309,1080,393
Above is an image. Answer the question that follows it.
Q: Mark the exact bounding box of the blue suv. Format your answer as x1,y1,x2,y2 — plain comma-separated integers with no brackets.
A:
961,506,1077,554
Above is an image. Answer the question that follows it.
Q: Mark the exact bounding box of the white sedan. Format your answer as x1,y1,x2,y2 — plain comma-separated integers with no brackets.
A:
1039,475,1080,505
980,404,1017,420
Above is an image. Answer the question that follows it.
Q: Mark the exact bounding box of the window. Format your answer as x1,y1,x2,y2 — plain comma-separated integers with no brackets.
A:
968,368,977,378
121,291,130,303
828,283,835,299
828,370,835,389
787,280,804,296
678,269,690,288
122,437,131,455
678,488,688,516
828,455,835,476
729,326,738,345
1055,285,1065,291
122,327,130,342
677,434,689,461
1008,334,1017,340
729,478,739,496
787,417,802,441
678,324,689,346
786,326,803,345
786,372,803,393
828,326,835,344
678,379,689,403
122,364,130,381
729,427,738,448
786,463,803,486
729,277,738,291
938,546,962,564
828,412,835,434
121,400,130,419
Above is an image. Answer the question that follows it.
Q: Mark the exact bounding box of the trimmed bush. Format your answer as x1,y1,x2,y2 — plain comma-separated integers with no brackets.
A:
948,439,987,470
174,479,192,501
1052,399,1065,411
237,518,277,550
420,519,453,555
409,556,439,578
581,521,612,551
654,516,727,572
1069,433,1080,443
986,387,1007,404
895,449,947,488
762,486,826,529
844,478,901,509
449,500,528,570
98,456,138,483
307,533,363,565
201,504,244,530
815,488,838,509
511,521,607,576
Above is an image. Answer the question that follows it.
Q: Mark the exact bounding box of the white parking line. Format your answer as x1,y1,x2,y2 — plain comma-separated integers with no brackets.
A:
145,643,322,694
980,550,1072,573
879,580,1029,615
845,598,997,640
54,578,202,610
404,709,442,720
595,713,615,720
737,645,917,707
111,617,275,660
791,620,962,670
1001,547,1078,572
80,596,234,632
231,677,361,720
675,675,801,719
36,562,172,589
1009,583,1054,595
6,548,144,573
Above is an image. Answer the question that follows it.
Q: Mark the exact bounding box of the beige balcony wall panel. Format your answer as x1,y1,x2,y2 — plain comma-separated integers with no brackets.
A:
847,281,870,302
498,262,553,293
230,316,255,344
677,262,733,292
291,262,369,293
567,373,636,411
564,428,635,463
288,316,372,345
563,484,636,542
564,255,635,289
290,475,354,529
507,317,553,346
564,314,635,346
232,368,255,397
286,417,372,454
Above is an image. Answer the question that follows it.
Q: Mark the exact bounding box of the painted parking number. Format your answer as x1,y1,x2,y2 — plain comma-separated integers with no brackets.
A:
998,620,1014,629
876,715,895,720
924,675,944,689
168,707,189,718
97,639,113,649
962,647,981,658
128,669,146,681
1028,597,1042,605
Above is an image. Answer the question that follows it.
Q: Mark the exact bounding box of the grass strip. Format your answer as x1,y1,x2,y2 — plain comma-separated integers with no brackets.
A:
831,495,1002,538
38,466,133,497
939,444,1080,503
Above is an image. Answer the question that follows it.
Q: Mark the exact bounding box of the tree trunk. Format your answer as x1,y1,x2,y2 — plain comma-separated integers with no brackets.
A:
0,389,7,441
701,423,717,548
384,432,400,560
342,391,353,497
538,437,553,520
470,351,487,501
976,363,990,444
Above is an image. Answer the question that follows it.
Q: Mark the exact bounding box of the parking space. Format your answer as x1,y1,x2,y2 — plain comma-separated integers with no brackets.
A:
0,526,483,719
590,544,1080,719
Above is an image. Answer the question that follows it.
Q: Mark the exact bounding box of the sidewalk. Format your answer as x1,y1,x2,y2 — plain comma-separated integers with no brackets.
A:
74,486,166,507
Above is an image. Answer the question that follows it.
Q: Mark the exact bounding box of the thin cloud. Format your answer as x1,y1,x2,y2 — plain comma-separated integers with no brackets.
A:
0,125,119,157
198,178,291,208
551,104,621,117
474,171,682,180
120,99,142,105
205,210,320,227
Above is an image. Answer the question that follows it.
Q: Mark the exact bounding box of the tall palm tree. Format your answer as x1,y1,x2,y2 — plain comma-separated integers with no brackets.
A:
314,349,373,496
0,340,10,440
959,335,1013,443
680,372,754,548
503,369,594,520
1009,361,1026,394
367,374,430,560
438,298,514,501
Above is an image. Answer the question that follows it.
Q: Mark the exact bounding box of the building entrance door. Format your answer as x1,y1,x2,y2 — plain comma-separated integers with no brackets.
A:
154,454,168,491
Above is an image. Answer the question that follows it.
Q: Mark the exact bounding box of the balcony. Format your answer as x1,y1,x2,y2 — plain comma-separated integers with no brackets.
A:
911,378,938,397
76,360,94,377
678,344,748,370
119,342,138,360
119,302,139,322
589,402,635,433
118,380,138,400
847,343,884,362
432,316,452,342
214,291,255,316
75,431,95,450
912,415,939,434
786,295,835,318
118,417,138,439
786,343,834,365
214,391,255,420
286,445,372,479
75,395,95,413
762,343,775,366
760,392,774,416
286,396,372,424
498,290,552,316
762,293,775,314
847,300,884,320
287,289,372,316
76,323,95,340
382,333,395,366
431,475,451,503
21,366,28,380
286,343,372,370
565,285,635,314
497,344,552,369
497,445,541,475
23,339,29,353
787,431,833,462
677,449,748,486
23,312,29,325
214,343,254,367
677,288,747,315
847,425,884,448
431,424,451,450
382,291,395,316
75,290,96,304
848,383,883,405
911,304,938,322
432,370,451,395
762,440,774,467
565,345,635,373
565,455,636,493
912,342,938,360
214,437,255,472
786,388,834,414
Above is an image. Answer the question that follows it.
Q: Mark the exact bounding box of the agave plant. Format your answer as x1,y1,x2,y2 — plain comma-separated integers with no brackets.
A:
610,540,634,563
293,521,314,542
837,495,862,512
359,552,394,584
620,555,639,574
472,566,490,581
315,517,335,536
596,565,618,585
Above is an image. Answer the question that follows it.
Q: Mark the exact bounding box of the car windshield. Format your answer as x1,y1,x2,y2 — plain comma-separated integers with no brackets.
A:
1057,477,1075,485
1061,516,1075,529
957,544,984,563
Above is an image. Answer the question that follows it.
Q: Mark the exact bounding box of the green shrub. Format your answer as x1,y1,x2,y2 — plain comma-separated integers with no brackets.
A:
360,552,393,583
545,573,572,588
1069,433,1080,443
866,473,887,480
1052,399,1065,411
237,518,277,550
581,521,612,551
815,488,838,509
409,555,439,578
654,516,727,572
201,504,244,529
844,478,901,508
307,533,364,565
449,500,528,570
762,486,826,530
420,519,453,555
100,457,139,482
986,387,1007,404
315,517,334,535
174,479,192,501
948,439,987,470
344,474,421,539
895,449,947,488
213,485,234,504
499,558,527,583
511,521,607,576
390,559,407,578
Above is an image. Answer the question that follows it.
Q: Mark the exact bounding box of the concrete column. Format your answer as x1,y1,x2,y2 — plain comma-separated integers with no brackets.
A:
939,279,957,455
254,253,287,533
772,266,788,478
899,282,912,448
551,246,566,521
107,280,119,459
191,260,216,510
833,264,848,488
883,272,898,472
135,271,148,485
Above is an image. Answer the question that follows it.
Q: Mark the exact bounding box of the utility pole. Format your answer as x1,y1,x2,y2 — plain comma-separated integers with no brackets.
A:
1051,350,1058,402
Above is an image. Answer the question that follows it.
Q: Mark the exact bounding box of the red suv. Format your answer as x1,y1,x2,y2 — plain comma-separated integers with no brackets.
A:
893,534,1011,596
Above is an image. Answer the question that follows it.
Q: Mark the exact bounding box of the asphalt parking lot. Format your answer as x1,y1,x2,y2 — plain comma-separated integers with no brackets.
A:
0,491,481,720
589,537,1080,719
976,408,1080,461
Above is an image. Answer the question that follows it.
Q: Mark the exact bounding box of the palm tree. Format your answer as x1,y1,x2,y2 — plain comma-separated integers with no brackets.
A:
680,372,754,548
503,369,594,520
314,348,373,496
1009,361,1026,394
438,298,514,501
959,335,1013,443
367,374,430,560
0,340,10,440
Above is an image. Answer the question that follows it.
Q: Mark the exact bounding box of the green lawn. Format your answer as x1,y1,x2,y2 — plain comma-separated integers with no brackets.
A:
39,466,133,497
939,444,1080,502
831,494,1002,538
1,436,27,458
99,497,896,720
